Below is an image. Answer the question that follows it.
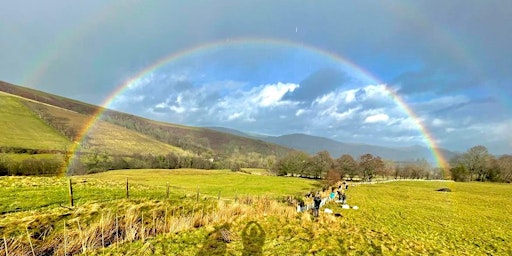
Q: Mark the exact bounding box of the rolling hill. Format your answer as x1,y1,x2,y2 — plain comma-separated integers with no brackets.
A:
0,81,292,168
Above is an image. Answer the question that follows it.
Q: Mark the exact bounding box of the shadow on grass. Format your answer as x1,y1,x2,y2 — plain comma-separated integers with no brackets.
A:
242,221,266,256
196,223,231,256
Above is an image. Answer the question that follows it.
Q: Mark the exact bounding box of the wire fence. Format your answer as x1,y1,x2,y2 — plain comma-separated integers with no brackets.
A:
1,176,287,214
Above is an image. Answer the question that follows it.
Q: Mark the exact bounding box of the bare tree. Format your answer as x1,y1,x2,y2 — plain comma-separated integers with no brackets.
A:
335,154,357,180
307,151,333,179
497,155,512,183
463,145,491,181
358,153,384,181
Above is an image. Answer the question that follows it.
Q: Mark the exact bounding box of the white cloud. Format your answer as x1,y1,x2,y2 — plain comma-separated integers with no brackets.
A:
330,107,361,121
170,105,185,113
315,92,335,104
362,84,390,99
228,112,242,120
364,113,389,123
251,82,299,107
344,89,357,103
432,118,446,127
155,102,167,109
295,109,306,116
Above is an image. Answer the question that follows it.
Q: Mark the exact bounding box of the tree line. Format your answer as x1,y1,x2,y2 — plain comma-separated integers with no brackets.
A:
69,150,275,175
0,154,65,176
449,145,512,182
272,145,512,183
271,150,445,182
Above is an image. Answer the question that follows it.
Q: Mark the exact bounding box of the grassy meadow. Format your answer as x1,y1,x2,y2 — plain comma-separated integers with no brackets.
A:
0,170,511,255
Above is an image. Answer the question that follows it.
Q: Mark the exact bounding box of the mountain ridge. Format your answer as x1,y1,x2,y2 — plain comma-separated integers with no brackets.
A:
205,127,457,164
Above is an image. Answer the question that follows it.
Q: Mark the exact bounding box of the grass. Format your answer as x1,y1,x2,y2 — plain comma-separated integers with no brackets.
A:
342,181,512,254
87,169,319,198
0,94,71,150
0,171,511,255
96,180,512,255
27,102,190,156
0,92,190,157
0,169,319,214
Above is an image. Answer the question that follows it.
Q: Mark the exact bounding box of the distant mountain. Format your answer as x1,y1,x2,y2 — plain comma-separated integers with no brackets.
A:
206,127,457,164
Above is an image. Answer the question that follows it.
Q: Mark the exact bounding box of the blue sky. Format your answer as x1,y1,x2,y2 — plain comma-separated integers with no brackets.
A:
1,0,511,155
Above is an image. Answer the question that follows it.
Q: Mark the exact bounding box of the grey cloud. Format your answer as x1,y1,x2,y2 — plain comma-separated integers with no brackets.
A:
283,68,348,102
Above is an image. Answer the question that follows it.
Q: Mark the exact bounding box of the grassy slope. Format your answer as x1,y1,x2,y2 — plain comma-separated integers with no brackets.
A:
1,80,292,159
0,93,71,150
30,102,190,156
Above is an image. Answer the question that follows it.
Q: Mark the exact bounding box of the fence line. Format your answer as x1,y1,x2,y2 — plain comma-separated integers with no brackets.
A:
2,176,287,214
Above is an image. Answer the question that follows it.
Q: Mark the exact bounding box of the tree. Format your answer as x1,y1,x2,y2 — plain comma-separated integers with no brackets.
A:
496,155,512,183
336,154,357,180
324,169,341,186
358,154,384,181
272,151,310,176
378,160,396,179
450,165,469,182
462,145,491,181
307,151,333,179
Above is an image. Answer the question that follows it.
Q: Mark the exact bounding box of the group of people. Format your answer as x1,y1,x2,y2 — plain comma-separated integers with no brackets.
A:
296,180,350,217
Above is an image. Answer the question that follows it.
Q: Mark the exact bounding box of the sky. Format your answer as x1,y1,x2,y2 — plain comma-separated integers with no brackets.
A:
1,0,511,155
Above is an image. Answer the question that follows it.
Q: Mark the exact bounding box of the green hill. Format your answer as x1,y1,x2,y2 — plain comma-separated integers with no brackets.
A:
0,80,293,175
0,92,71,151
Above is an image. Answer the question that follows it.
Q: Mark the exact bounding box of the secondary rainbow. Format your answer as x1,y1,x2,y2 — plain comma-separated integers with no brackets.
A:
67,37,449,173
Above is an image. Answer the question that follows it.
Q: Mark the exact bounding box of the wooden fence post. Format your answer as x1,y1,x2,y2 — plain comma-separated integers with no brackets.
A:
68,178,74,207
166,182,170,199
126,177,129,199
218,190,221,201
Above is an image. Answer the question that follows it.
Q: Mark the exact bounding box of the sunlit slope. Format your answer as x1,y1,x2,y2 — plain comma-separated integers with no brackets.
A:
0,93,71,150
1,81,292,158
22,101,189,156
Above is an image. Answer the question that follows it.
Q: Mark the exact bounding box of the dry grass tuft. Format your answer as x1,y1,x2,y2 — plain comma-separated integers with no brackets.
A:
0,195,299,255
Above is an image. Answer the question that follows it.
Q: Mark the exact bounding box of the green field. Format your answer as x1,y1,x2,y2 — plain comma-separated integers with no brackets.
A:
0,94,71,150
0,170,511,255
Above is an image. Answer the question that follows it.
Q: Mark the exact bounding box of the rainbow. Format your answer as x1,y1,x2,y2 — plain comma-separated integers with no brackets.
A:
67,37,449,173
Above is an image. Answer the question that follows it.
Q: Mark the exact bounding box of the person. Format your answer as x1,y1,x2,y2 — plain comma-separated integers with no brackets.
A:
341,191,347,204
297,199,305,212
313,193,322,217
329,189,336,201
337,190,343,201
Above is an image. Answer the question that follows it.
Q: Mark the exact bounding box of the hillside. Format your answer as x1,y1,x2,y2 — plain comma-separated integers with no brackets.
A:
22,100,189,157
0,81,293,172
0,92,71,151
